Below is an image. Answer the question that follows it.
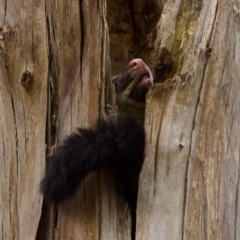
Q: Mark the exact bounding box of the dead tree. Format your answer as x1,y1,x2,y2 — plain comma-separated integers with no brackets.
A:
0,0,239,239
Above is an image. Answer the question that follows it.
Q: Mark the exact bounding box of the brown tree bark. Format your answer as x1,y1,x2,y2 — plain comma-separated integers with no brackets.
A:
1,0,239,239
0,0,120,239
0,1,48,239
36,1,124,240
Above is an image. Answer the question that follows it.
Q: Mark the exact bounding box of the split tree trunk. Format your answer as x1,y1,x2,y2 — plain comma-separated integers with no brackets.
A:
0,0,239,239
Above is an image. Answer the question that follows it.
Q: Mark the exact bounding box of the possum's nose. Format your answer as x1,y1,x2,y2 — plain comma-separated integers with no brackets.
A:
128,58,150,76
128,58,146,70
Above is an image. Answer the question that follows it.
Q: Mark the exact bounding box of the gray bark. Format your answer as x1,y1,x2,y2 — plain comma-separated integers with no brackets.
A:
137,1,240,239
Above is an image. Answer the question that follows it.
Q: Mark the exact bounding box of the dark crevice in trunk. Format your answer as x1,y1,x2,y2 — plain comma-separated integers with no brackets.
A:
36,2,60,239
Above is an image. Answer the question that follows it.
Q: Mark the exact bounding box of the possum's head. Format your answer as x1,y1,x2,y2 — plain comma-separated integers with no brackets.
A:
112,59,153,124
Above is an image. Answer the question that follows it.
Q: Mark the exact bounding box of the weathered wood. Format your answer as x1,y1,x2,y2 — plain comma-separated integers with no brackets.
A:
1,0,127,239
2,0,239,239
137,0,240,239
0,0,48,239
37,0,130,239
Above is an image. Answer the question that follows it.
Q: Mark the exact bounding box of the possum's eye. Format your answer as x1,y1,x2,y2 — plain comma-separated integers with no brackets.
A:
112,59,152,102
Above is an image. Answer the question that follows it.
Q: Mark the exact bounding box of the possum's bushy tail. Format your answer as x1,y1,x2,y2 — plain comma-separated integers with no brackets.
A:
40,117,145,207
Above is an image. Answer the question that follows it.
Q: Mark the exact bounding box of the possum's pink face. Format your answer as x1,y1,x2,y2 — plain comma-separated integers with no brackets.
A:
127,59,153,101
112,59,153,102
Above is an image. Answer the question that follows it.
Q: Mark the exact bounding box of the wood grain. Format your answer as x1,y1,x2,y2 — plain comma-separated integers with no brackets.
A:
137,1,240,239
0,0,48,239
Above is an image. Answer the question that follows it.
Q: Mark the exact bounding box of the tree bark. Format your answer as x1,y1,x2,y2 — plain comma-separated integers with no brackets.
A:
36,0,126,240
137,0,240,239
1,0,239,239
0,1,48,239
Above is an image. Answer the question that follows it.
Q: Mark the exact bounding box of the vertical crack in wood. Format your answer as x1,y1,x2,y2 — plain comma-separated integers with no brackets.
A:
10,92,20,237
45,8,60,154
10,94,18,175
2,221,3,240
46,3,59,237
98,13,104,118
234,173,240,240
45,10,52,153
79,0,84,107
153,125,160,197
1,127,5,239
36,1,60,238
2,0,7,24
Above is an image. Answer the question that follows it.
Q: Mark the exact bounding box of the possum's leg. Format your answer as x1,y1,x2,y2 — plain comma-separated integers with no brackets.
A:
40,117,145,205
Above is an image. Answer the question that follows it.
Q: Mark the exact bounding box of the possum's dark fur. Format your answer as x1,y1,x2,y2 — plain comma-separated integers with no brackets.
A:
40,117,145,208
40,58,153,239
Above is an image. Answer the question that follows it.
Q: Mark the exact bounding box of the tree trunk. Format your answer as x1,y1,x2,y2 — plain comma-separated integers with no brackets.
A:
0,0,48,238
1,0,239,239
137,1,240,239
36,1,125,240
